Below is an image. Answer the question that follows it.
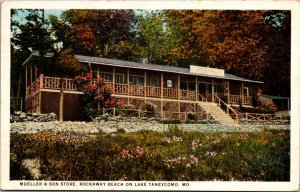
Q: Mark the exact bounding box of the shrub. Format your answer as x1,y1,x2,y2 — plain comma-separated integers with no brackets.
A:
74,74,123,119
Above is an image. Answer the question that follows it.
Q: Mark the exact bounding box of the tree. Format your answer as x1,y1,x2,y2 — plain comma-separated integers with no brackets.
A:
164,10,290,96
11,9,54,100
49,9,136,57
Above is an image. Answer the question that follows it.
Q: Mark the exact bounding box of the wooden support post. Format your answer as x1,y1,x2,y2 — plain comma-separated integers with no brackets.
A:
177,74,181,117
212,79,214,102
40,74,44,89
113,67,115,92
241,82,244,105
227,80,230,104
195,76,198,101
38,91,41,113
144,71,147,100
34,64,37,81
127,69,130,105
89,62,92,84
177,74,180,100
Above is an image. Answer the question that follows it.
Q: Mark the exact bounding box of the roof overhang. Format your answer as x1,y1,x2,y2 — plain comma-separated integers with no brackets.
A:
75,55,263,84
22,51,54,66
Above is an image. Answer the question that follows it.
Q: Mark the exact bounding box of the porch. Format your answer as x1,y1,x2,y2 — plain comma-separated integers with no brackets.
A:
26,74,253,106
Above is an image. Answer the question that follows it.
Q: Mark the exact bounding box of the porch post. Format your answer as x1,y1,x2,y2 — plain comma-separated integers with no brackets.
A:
241,82,244,105
177,74,180,100
227,80,230,104
113,67,115,92
195,76,198,101
127,68,130,104
34,64,37,81
144,71,147,101
212,79,214,102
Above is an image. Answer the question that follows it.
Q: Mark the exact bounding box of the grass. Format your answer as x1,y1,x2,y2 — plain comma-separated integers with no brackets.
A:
10,125,290,181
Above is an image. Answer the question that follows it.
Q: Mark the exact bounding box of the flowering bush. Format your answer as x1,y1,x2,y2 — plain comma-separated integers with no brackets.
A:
255,101,278,114
74,73,123,118
120,146,144,159
164,155,198,168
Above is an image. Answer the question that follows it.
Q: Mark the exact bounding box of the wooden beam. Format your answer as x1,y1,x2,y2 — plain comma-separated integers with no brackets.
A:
144,71,147,100
127,68,130,104
113,67,115,92
34,64,37,81
227,80,230,104
177,74,180,100
195,76,198,101
242,82,244,104
212,79,214,102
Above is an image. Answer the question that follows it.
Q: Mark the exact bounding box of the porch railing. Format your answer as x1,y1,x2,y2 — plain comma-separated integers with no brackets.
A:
26,75,253,105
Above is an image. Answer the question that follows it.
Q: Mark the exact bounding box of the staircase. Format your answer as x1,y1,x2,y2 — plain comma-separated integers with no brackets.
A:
198,101,238,126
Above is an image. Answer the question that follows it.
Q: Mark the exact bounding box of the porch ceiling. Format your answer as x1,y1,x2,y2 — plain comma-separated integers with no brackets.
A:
75,55,263,84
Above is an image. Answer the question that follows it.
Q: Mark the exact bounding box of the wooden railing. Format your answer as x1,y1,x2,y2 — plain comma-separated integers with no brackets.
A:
163,88,178,99
214,94,239,123
181,90,196,101
240,112,290,121
26,75,253,106
146,86,161,97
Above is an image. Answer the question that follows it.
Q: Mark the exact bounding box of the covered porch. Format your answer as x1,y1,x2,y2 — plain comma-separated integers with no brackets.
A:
26,74,254,106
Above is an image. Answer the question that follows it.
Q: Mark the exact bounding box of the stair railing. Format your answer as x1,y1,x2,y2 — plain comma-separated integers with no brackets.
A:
214,95,239,124
198,94,208,102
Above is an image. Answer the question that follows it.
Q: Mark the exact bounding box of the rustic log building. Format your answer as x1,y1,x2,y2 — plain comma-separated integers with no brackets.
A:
23,52,262,124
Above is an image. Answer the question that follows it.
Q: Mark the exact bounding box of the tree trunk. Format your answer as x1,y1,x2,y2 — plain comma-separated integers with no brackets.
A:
59,76,63,121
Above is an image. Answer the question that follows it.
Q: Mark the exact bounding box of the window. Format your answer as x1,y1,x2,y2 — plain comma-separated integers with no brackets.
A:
188,82,195,91
99,72,113,82
181,81,195,91
180,81,188,90
150,77,159,87
214,84,222,93
115,74,124,84
92,71,98,80
243,87,249,97
130,75,144,85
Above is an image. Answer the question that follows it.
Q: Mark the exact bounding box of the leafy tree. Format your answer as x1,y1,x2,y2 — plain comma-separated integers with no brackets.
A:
49,9,136,57
11,9,54,100
164,10,290,96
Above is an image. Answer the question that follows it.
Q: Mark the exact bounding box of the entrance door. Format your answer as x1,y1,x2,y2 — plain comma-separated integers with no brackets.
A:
199,83,213,102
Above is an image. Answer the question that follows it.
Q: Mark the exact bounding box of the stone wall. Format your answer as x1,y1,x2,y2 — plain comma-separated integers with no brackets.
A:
10,114,290,134
10,111,57,123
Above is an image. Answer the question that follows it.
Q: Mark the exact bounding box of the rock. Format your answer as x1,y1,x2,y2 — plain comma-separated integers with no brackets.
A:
14,111,22,115
20,112,26,118
90,127,100,134
22,158,41,179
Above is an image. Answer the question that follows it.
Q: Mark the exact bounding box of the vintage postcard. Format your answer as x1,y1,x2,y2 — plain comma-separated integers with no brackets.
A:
1,0,299,191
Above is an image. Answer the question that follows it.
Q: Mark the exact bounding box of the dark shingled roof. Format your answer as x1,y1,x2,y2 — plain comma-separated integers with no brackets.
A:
75,55,263,84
